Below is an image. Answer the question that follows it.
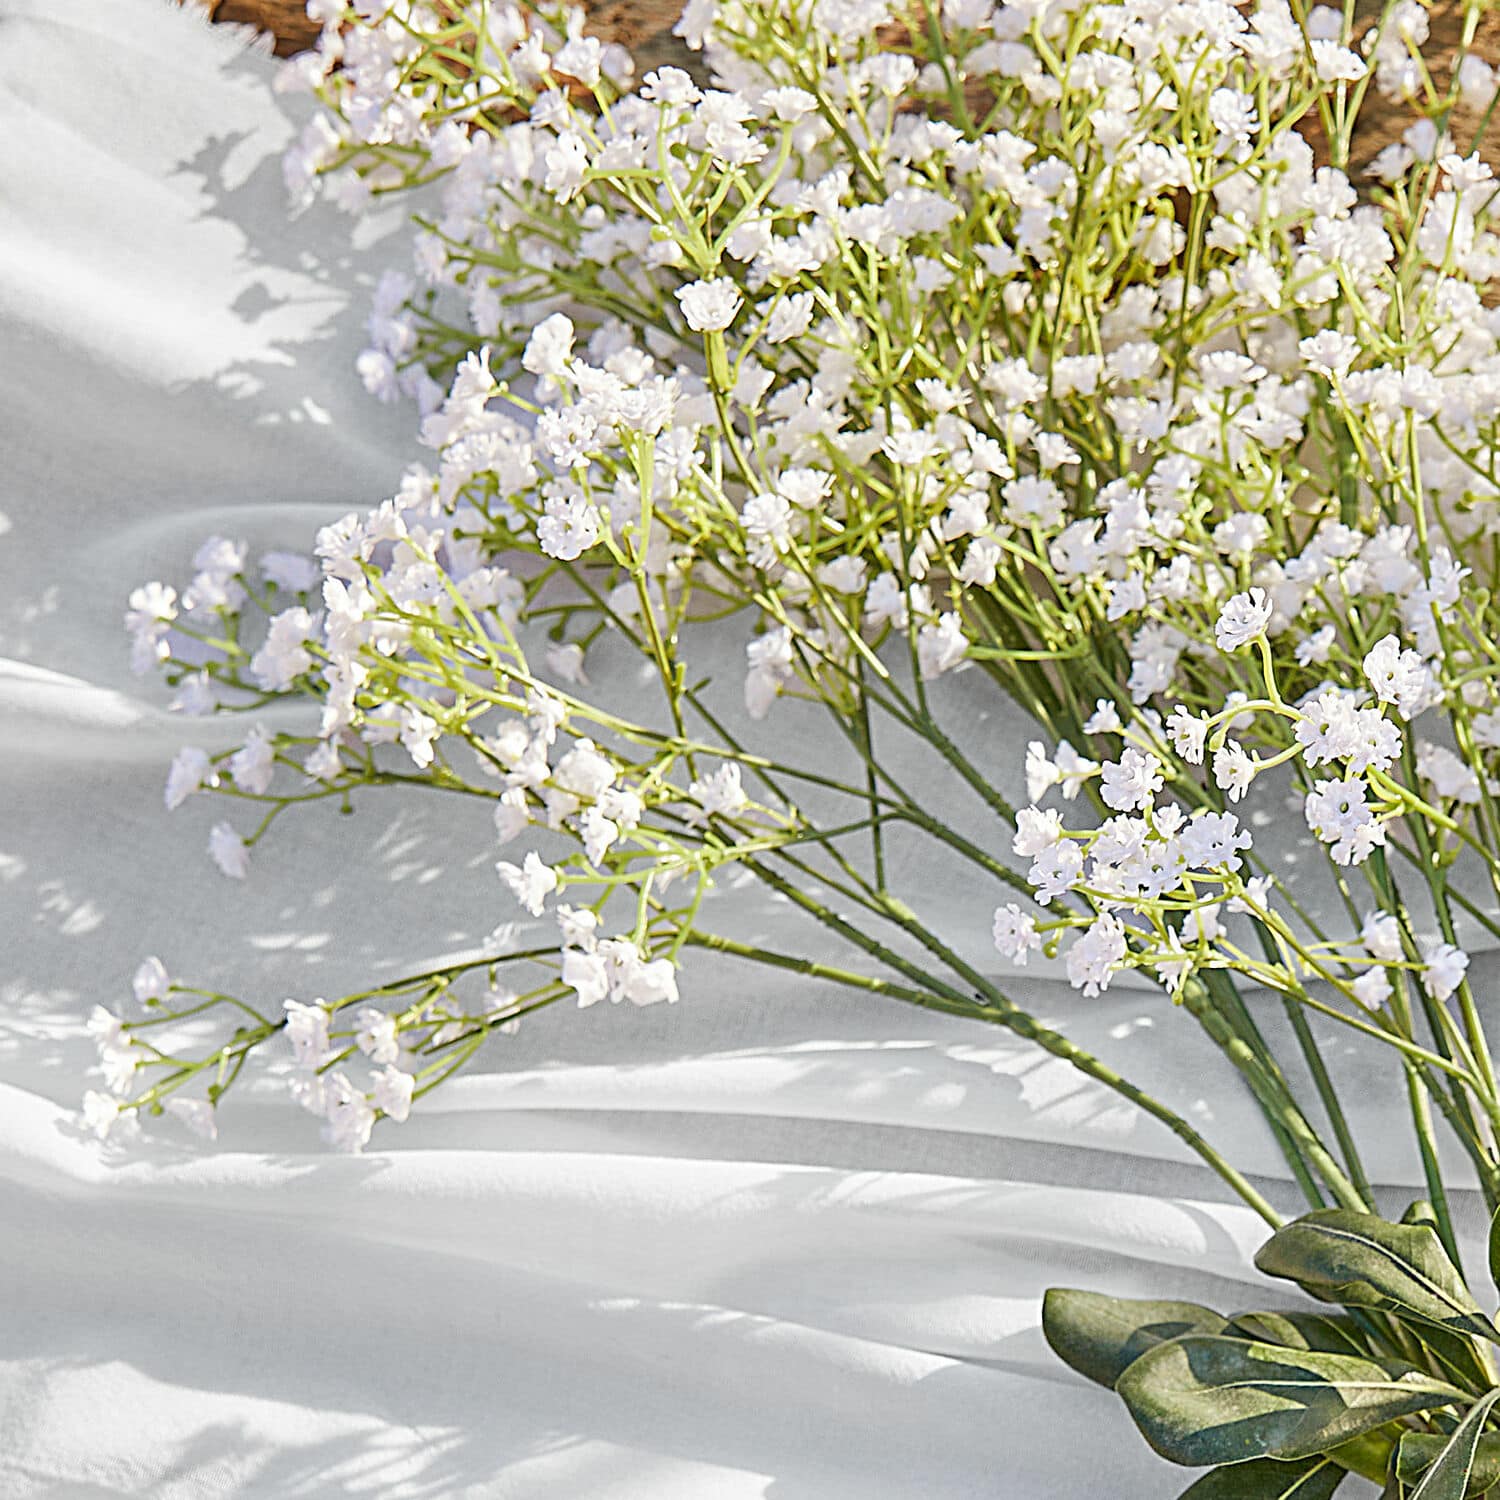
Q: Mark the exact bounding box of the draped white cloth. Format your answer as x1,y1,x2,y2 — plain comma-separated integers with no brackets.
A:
0,3,1445,1493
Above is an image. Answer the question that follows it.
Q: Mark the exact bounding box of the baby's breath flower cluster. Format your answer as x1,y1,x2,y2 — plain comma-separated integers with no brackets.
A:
110,0,1500,1304
114,0,1500,1475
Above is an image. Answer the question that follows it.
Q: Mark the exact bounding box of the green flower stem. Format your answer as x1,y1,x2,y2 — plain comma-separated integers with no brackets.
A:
744,850,1296,1224
1374,846,1500,1182
1406,1061,1464,1271
1385,835,1500,945
1357,852,1482,1247
1279,990,1375,1208
683,926,1282,1227
1239,908,1485,1088
1431,874,1500,1118
399,539,1347,1228
846,677,886,892
1197,969,1333,1212
1180,978,1367,1214
408,991,566,1102
1390,967,1500,1210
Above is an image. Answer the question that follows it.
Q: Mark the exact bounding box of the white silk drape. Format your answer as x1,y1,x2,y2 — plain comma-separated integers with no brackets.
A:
0,4,1419,1493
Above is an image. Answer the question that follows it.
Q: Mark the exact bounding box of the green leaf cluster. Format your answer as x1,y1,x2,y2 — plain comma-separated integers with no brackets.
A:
1045,1211,1500,1497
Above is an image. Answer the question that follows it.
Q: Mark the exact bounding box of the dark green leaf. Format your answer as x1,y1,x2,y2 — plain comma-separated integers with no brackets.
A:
1229,1311,1366,1357
1254,1211,1497,1342
1115,1334,1460,1467
1042,1288,1228,1389
1177,1455,1345,1499
1412,1325,1497,1398
1488,1203,1500,1304
1397,1391,1500,1498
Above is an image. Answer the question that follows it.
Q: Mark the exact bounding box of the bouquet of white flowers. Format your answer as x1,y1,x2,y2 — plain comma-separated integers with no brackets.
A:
102,0,1500,1487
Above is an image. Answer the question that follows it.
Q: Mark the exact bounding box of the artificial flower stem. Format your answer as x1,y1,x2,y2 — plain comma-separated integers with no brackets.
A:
683,927,1282,1227
1180,979,1368,1214
1277,991,1376,1209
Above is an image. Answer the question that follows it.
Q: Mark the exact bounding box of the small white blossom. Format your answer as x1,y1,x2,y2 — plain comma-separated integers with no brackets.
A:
132,956,170,1005
1029,841,1085,905
165,747,215,811
1296,627,1337,667
81,1091,124,1141
399,705,440,769
229,727,276,796
1299,331,1359,376
1212,741,1257,803
1304,777,1385,866
1084,700,1123,735
563,947,610,1008
260,550,319,593
250,607,315,691
86,1005,125,1050
546,642,589,684
125,581,177,633
304,740,343,782
355,1006,400,1065
1363,635,1434,721
762,85,817,122
1311,40,1366,82
1418,742,1482,804
1227,875,1275,916
208,823,250,880
1420,938,1469,1002
284,1000,333,1070
1350,969,1392,1007
690,763,749,819
918,613,968,679
1013,805,1065,857
322,1071,376,1153
493,786,531,844
1214,588,1273,652
766,291,814,342
497,851,560,915
1180,811,1252,872
1100,748,1164,812
1053,743,1100,799
676,278,743,332
992,905,1041,964
623,956,679,1006
557,904,599,948
373,1065,414,1122
522,312,575,381
1066,914,1129,997
1362,912,1405,961
1166,707,1210,765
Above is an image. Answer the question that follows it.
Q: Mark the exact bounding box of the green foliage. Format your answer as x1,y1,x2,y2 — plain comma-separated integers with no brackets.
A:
1176,1455,1346,1499
1116,1334,1457,1467
1488,1207,1500,1306
1396,1391,1500,1498
1042,1290,1229,1389
1254,1212,1498,1344
1051,1211,1500,1496
1227,1313,1366,1357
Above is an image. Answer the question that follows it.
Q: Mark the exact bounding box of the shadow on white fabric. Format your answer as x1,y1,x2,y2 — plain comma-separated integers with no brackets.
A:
0,2,1409,1495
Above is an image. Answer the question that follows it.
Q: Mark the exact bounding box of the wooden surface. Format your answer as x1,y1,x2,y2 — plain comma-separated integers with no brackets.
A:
199,0,692,66
204,0,319,55
200,1,1499,176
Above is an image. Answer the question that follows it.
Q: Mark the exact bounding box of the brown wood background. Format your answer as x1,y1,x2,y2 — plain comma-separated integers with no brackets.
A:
198,2,1500,179
200,0,693,71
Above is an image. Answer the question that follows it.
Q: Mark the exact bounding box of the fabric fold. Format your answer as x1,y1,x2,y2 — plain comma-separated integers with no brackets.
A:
0,3,1392,1496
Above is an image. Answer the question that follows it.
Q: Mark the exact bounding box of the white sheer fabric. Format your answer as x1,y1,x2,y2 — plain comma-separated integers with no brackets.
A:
0,3,1431,1493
